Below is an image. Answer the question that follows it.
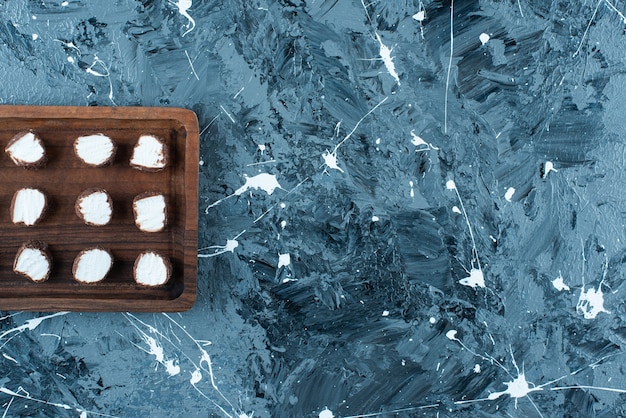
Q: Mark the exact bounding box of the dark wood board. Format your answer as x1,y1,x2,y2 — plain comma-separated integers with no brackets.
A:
0,106,198,312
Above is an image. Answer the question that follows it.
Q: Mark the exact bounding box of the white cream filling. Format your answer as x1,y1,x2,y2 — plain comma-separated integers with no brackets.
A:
15,248,49,282
74,249,112,283
134,195,166,232
135,253,169,286
75,134,114,165
13,188,46,226
7,132,44,163
79,191,112,225
131,135,166,168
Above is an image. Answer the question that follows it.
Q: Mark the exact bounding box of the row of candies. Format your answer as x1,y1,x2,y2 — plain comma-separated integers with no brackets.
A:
6,131,167,170
13,242,170,286
11,187,167,232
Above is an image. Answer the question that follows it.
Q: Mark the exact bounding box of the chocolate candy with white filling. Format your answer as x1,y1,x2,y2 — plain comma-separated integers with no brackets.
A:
5,130,46,167
74,133,117,167
13,241,52,283
130,134,168,171
72,248,113,284
133,251,171,287
133,191,167,232
75,188,113,226
11,188,48,226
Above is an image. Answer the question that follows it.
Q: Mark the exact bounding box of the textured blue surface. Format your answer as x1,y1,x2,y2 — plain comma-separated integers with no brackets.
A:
1,0,626,417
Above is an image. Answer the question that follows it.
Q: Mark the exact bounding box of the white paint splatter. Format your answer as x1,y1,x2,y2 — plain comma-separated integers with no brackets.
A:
235,173,282,196
409,180,415,198
184,50,199,80
451,329,626,413
164,359,181,376
124,313,235,417
374,32,400,85
459,268,485,289
2,353,18,363
67,56,75,63
573,0,602,58
412,10,426,22
85,60,107,76
220,105,236,123
577,252,610,319
551,385,626,394
412,3,426,39
322,150,344,173
552,272,570,291
0,312,68,342
278,253,291,269
140,333,180,376
382,310,390,317
160,314,239,417
124,315,181,376
31,33,38,40
447,179,486,289
543,161,558,178
319,407,334,418
371,215,380,222
206,173,283,210
168,0,195,37
0,386,116,417
452,206,462,214
410,130,439,151
429,317,436,324
473,364,481,373
479,33,490,45
452,343,550,412
54,39,81,55
410,131,427,147
245,160,277,168
84,55,116,105
606,0,626,23
577,285,609,319
444,0,454,134
321,97,388,174
198,230,245,258
233,86,245,98
487,372,541,406
504,187,515,202
61,0,69,5
190,369,202,385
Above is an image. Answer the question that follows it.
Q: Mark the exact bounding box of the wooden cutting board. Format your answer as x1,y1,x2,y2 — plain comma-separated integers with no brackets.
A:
0,106,198,312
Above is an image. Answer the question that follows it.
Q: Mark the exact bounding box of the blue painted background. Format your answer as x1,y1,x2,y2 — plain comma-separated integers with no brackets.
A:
1,0,626,416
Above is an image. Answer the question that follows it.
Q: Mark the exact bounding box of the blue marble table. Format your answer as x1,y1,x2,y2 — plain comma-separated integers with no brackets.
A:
1,0,626,417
